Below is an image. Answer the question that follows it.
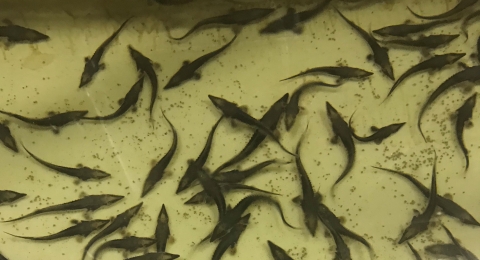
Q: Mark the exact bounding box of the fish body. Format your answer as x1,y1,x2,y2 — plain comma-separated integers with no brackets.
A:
212,214,250,260
331,230,352,260
349,115,405,144
461,10,480,38
141,111,178,197
384,53,465,101
176,116,223,194
407,242,422,260
164,35,236,90
418,65,480,140
93,236,156,260
4,194,123,222
281,66,373,81
126,252,180,260
373,20,452,37
268,241,294,260
454,93,476,171
82,202,143,260
22,144,111,181
128,46,159,117
381,34,459,49
0,123,18,152
155,204,170,252
184,183,279,205
0,20,49,43
79,18,131,88
0,190,25,205
425,243,465,258
0,110,88,132
195,165,226,219
441,224,479,260
335,9,394,80
326,102,356,187
212,94,288,174
212,159,276,183
5,219,109,241
82,76,144,121
171,8,275,40
408,0,478,20
208,95,294,155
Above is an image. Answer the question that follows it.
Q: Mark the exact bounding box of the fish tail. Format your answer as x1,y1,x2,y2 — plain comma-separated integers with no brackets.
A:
271,200,297,229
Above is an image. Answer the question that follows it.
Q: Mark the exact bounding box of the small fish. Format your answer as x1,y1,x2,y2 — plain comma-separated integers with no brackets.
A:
212,159,277,183
79,17,131,88
441,224,479,260
208,95,294,156
373,166,480,226
335,8,394,80
418,65,480,140
0,110,88,133
4,194,123,222
454,93,476,171
82,202,143,260
285,81,342,131
170,8,275,40
331,229,352,260
398,154,437,244
281,66,373,82
211,214,250,260
125,252,180,260
164,35,236,90
195,165,226,219
22,144,111,181
380,34,459,49
0,19,49,43
0,123,18,152
326,102,356,187
93,236,156,260
408,0,478,20
349,113,405,144
260,0,332,34
268,241,294,260
5,219,109,241
383,53,465,101
373,20,453,37
461,10,480,38
82,77,144,121
425,243,464,258
141,111,178,198
407,242,422,260
0,190,25,205
176,116,223,194
128,46,159,118
155,204,170,252
212,94,288,174
185,183,279,205
210,195,294,242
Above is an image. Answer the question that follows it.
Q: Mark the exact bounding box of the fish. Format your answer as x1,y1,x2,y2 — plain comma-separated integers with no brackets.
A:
176,116,223,194
454,93,476,171
125,252,180,260
5,219,109,241
398,153,437,244
212,94,288,174
0,123,18,152
268,241,294,260
441,224,479,260
425,243,465,258
195,164,226,218
0,110,88,133
164,35,237,90
407,242,422,260
211,214,250,260
0,252,6,260
280,66,373,82
477,37,480,63
79,17,131,88
373,20,453,37
0,19,49,43
82,202,143,260
155,204,170,252
93,236,156,260
408,0,478,20
170,8,275,40
461,10,480,38
0,190,25,205
260,0,332,34
418,65,480,140
208,95,294,156
185,183,279,205
141,110,178,197
128,45,159,118
331,229,352,260
210,195,295,242
380,34,459,49
285,81,342,131
326,102,356,187
3,194,123,222
335,8,394,80
383,53,465,101
348,112,405,144
211,159,277,183
22,144,111,181
82,76,144,121
373,166,480,226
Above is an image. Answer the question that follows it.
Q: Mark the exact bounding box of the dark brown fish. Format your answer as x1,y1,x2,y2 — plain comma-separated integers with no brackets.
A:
126,252,180,260
349,112,405,144
268,240,294,260
0,190,25,205
93,236,156,260
454,93,476,171
380,34,459,49
373,20,452,37
211,214,250,260
407,242,422,260
0,19,49,43
0,110,88,133
281,66,372,82
211,159,277,183
184,183,279,205
0,123,18,152
408,0,477,20
155,204,170,252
